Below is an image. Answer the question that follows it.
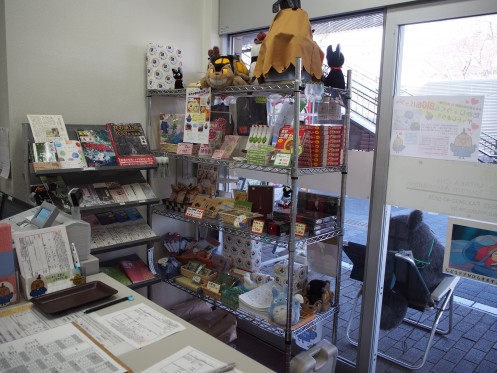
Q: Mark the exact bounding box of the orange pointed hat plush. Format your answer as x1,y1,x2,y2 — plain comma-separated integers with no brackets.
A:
253,8,324,81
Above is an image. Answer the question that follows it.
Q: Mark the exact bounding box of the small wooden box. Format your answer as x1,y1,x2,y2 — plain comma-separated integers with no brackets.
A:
180,265,217,285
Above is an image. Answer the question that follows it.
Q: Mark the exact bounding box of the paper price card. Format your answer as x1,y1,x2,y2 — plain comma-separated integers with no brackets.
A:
274,153,291,167
206,281,221,294
177,143,193,155
185,207,204,220
252,219,265,234
211,150,225,159
295,223,306,237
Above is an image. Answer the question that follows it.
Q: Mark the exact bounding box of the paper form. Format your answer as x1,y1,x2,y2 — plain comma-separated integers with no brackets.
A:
96,303,186,349
0,322,129,373
0,303,134,356
142,345,243,373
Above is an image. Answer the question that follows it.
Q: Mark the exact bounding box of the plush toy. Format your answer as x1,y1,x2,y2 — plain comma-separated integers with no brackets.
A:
249,32,266,84
254,6,324,83
172,68,184,89
208,46,221,64
380,210,445,330
302,279,332,314
200,54,249,89
268,284,303,326
322,44,345,89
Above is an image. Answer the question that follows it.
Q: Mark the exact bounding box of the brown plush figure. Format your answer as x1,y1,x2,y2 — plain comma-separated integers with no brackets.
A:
253,8,324,82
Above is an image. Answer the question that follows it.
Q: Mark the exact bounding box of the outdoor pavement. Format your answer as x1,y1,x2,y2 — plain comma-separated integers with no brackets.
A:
331,196,497,372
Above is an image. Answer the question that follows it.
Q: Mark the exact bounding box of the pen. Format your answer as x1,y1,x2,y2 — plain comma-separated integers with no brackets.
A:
84,295,134,314
206,362,236,373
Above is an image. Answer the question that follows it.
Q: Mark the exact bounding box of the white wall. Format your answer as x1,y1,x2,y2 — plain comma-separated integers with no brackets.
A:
0,0,10,195
3,0,218,199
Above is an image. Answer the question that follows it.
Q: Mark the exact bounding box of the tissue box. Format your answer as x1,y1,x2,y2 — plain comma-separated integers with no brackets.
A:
146,43,182,90
274,260,308,292
223,234,262,271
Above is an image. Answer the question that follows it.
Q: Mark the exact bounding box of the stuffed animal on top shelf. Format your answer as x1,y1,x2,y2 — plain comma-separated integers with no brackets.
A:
172,68,184,89
380,209,445,330
322,44,345,89
200,53,249,89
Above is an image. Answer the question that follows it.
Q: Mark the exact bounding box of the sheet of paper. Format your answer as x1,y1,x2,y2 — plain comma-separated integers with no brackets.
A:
142,345,243,373
0,322,128,373
0,303,134,356
183,87,211,144
0,127,11,179
96,303,186,349
13,225,74,280
27,114,69,143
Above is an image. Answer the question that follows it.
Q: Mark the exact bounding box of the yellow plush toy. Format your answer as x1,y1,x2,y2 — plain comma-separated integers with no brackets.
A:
200,54,249,89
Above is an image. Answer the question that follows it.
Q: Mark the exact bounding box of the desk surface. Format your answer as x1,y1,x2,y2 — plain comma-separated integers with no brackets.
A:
86,273,274,372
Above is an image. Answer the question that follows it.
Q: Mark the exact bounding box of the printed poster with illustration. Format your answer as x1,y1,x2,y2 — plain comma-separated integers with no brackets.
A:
391,95,484,162
183,87,211,144
444,217,497,285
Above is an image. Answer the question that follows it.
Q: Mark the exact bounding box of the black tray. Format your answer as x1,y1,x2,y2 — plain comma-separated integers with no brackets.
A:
31,281,118,314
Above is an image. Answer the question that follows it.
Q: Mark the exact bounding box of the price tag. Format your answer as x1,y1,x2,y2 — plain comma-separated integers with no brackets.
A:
177,143,193,155
274,153,291,167
252,219,265,234
212,150,225,159
295,222,306,237
185,207,204,220
206,281,221,294
192,274,202,284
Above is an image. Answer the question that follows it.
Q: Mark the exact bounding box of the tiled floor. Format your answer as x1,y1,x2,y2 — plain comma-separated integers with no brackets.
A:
330,197,497,372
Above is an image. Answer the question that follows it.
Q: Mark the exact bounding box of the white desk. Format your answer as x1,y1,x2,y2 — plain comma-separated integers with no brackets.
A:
86,273,274,372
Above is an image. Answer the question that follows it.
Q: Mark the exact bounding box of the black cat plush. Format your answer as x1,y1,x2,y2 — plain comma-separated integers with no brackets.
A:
322,44,345,89
172,68,184,89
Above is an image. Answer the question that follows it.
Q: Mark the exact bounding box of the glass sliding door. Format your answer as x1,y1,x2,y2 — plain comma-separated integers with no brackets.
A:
358,0,497,372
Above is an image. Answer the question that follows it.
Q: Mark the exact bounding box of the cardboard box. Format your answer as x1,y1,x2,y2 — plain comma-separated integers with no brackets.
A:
0,223,18,306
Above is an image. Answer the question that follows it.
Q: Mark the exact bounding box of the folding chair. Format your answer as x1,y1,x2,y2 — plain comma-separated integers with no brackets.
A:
345,244,459,370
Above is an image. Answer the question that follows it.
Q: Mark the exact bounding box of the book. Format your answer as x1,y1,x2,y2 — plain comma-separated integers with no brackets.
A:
95,211,117,225
119,256,155,283
100,266,132,286
130,183,147,200
76,129,118,167
27,114,69,143
122,184,138,201
39,175,71,210
139,183,157,200
106,123,156,166
106,182,129,203
31,142,61,171
92,183,114,204
54,139,87,169
32,142,58,162
79,185,100,207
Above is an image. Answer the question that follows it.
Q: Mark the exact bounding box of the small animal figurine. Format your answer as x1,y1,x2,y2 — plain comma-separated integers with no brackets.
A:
323,44,345,89
268,284,303,326
172,68,184,89
249,32,266,84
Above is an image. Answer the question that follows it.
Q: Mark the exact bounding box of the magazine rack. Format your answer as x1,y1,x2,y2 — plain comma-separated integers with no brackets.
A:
22,123,162,295
345,244,459,370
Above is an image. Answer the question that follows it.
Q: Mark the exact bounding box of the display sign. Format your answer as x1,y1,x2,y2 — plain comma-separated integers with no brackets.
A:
295,223,306,237
177,143,193,155
185,207,204,220
252,219,265,234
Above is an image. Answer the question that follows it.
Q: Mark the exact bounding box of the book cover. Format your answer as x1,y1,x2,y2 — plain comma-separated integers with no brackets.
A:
39,175,71,210
32,142,58,163
79,185,100,207
95,211,117,225
106,123,156,166
113,209,130,223
119,256,155,283
54,139,87,169
122,184,138,201
92,183,114,204
124,208,143,221
139,183,157,200
130,183,147,200
100,266,132,286
76,129,118,167
106,182,129,203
